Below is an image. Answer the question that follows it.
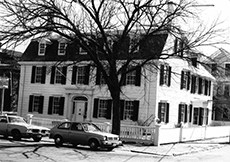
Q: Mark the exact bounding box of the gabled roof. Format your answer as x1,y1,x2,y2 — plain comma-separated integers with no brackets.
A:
205,48,230,63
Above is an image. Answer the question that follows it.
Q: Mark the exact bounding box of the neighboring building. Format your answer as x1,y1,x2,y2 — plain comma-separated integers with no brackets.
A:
205,48,230,121
17,33,214,128
0,49,21,112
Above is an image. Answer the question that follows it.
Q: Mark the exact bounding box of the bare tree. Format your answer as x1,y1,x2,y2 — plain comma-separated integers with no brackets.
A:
0,0,224,134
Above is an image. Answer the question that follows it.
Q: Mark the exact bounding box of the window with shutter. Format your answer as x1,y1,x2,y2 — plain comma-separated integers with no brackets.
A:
159,64,171,87
31,66,46,84
48,96,64,115
72,66,90,85
158,102,170,123
178,103,188,123
28,95,44,114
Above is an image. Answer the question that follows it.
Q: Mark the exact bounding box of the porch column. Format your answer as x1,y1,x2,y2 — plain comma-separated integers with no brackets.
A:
154,124,161,146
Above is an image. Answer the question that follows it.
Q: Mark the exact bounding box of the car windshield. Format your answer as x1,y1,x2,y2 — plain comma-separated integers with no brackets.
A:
8,116,27,124
82,123,101,132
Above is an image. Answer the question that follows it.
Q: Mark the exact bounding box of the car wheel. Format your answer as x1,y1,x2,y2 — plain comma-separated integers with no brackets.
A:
107,147,114,151
89,139,99,151
33,137,42,142
12,130,21,141
54,136,63,147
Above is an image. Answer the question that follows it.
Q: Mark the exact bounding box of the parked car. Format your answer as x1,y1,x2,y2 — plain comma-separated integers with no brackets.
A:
0,114,50,142
49,121,122,151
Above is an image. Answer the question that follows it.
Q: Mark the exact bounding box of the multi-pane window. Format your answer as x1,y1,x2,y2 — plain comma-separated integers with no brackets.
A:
33,96,40,112
35,67,42,83
181,71,190,90
38,43,46,55
31,66,46,84
159,64,171,86
76,66,85,84
28,95,44,114
55,67,63,84
50,66,67,85
53,97,61,114
98,100,108,118
158,102,169,123
93,99,112,119
124,101,134,120
178,104,188,123
126,70,136,85
58,42,66,55
48,96,65,115
72,66,90,85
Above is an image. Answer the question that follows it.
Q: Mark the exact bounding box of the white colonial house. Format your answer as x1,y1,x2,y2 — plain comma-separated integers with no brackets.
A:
17,32,214,128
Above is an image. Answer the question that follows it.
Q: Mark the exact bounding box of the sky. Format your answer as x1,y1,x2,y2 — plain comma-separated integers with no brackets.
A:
13,0,230,56
195,0,230,55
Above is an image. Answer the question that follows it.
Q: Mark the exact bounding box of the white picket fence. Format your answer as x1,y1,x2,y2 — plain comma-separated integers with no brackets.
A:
30,117,230,146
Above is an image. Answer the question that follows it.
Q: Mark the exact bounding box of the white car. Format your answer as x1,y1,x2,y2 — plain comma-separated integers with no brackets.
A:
50,121,122,151
0,115,50,142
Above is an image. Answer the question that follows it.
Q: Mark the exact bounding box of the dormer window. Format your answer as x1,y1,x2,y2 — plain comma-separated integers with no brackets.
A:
79,46,87,55
38,43,46,56
58,42,66,55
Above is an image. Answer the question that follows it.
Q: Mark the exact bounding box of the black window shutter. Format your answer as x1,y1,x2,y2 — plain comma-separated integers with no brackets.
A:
84,65,90,85
208,81,211,96
135,66,141,86
187,72,190,90
180,71,184,89
178,104,182,123
48,96,53,115
31,66,36,83
132,100,139,121
120,100,125,120
160,65,164,85
61,66,67,85
38,96,44,114
166,103,169,123
158,102,162,121
184,105,188,123
50,66,55,84
96,67,101,85
41,66,46,84
59,97,65,115
191,75,194,93
28,95,34,112
174,38,178,54
168,66,171,86
106,99,112,119
93,98,99,118
71,66,77,84
189,104,192,122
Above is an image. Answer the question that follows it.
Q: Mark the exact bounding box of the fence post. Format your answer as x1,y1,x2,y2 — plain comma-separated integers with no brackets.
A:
179,122,184,142
27,114,33,124
105,122,111,133
154,124,161,146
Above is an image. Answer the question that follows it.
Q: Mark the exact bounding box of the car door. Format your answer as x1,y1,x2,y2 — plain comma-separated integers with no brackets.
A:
55,122,71,142
69,123,88,145
0,116,8,135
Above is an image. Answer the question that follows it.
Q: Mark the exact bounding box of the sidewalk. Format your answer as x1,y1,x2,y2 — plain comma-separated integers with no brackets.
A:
118,137,230,156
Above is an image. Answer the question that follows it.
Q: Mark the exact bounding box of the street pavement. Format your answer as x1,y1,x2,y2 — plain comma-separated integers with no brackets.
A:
43,136,230,157
117,137,230,157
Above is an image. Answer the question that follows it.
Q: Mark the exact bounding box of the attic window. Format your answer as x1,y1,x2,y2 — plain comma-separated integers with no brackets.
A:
38,43,46,56
58,42,66,55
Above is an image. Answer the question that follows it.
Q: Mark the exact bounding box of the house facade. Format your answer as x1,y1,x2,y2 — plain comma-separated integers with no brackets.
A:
17,33,214,128
205,48,230,121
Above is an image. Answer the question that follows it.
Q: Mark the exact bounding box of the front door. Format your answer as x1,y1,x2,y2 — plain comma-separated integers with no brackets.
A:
72,101,85,122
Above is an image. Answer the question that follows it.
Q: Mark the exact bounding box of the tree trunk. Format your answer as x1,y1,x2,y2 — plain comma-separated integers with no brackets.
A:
111,89,120,135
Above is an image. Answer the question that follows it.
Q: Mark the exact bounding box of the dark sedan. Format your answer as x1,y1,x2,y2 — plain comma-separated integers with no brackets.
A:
49,121,122,151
